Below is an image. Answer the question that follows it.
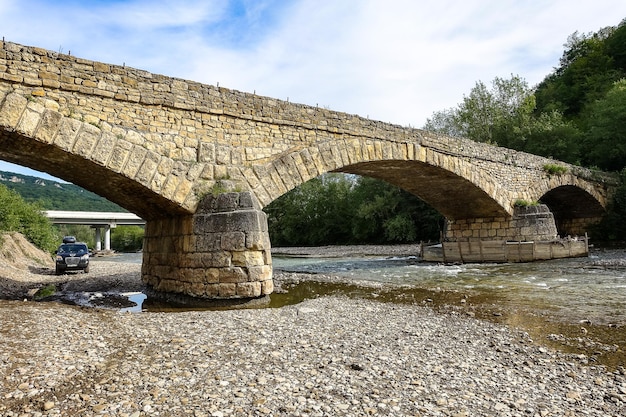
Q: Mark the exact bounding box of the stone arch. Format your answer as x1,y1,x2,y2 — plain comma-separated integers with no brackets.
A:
538,185,606,236
525,172,610,210
0,92,194,220
248,138,512,219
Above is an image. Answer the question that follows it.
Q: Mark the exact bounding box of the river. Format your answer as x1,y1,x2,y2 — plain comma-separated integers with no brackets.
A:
96,247,626,368
271,247,626,369
274,248,626,325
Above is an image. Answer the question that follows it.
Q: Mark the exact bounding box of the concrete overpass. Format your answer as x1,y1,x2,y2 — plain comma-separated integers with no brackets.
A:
45,210,145,251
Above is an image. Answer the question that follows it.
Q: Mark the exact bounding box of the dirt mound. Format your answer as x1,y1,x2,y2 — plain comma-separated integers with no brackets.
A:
0,232,54,271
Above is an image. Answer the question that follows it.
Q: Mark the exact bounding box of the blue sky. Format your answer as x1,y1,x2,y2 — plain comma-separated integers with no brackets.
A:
1,0,626,180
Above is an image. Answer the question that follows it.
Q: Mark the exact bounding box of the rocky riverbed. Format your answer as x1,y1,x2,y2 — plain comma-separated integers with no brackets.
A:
1,247,626,415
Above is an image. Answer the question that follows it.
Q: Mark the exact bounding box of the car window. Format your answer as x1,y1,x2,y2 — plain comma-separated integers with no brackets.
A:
58,244,88,254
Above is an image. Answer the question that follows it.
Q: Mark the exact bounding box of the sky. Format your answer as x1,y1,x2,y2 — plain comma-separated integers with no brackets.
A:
1,0,626,180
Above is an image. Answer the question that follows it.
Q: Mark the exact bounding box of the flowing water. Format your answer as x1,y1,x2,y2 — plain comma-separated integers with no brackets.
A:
271,248,626,369
273,248,626,326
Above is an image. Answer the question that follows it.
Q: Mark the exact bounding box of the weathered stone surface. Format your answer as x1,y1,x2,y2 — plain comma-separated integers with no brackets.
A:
143,192,272,299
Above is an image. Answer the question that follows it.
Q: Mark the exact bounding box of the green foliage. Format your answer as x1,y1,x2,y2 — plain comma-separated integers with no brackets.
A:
264,174,443,246
590,169,626,241
111,225,144,252
0,170,126,211
513,199,539,208
581,79,626,171
0,183,59,253
424,75,536,146
535,26,624,119
542,164,568,176
54,224,96,248
33,284,57,299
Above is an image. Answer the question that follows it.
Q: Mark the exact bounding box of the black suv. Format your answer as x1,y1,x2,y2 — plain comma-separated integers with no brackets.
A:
55,237,90,274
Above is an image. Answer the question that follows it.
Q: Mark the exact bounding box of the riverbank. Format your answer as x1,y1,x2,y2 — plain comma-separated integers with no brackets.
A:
2,278,626,415
2,248,626,414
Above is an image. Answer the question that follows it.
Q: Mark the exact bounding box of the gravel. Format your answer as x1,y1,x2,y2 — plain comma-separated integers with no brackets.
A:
1,253,626,416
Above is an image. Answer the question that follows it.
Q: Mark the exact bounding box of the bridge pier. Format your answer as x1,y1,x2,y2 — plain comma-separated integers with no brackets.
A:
142,191,273,300
445,204,558,242
93,225,112,251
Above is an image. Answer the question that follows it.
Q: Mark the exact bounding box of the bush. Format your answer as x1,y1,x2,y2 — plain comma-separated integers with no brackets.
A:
0,183,59,253
111,225,144,252
543,163,568,176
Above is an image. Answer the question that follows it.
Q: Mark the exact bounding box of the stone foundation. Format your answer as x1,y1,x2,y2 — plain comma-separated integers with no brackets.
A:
557,217,602,237
445,204,558,242
142,191,273,299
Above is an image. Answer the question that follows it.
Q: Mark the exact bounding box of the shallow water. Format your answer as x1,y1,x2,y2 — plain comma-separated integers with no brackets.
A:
273,248,626,326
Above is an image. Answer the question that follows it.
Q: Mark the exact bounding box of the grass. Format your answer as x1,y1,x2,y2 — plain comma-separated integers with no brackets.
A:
514,199,539,208
33,284,57,299
543,164,568,176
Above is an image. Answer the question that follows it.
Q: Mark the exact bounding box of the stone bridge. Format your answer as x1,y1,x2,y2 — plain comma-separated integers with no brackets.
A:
0,41,617,300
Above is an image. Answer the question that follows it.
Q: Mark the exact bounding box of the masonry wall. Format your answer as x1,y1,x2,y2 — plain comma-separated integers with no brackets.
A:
445,205,559,242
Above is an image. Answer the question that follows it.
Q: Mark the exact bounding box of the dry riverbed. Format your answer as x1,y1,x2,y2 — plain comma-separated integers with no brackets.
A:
1,245,626,415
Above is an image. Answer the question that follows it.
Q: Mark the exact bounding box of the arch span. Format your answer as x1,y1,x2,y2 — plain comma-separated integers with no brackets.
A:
0,93,193,220
539,185,606,236
250,140,512,219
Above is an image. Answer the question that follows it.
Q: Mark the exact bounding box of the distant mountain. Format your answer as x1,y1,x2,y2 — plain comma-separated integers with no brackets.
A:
0,170,126,212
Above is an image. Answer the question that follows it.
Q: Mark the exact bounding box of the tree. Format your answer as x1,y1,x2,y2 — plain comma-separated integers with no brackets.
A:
581,79,626,171
264,174,353,246
535,25,626,119
111,225,144,252
424,74,583,163
424,75,535,146
0,183,59,252
264,174,442,246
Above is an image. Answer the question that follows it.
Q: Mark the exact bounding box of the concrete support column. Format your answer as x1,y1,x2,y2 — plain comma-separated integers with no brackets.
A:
104,225,112,251
141,191,273,300
94,227,102,251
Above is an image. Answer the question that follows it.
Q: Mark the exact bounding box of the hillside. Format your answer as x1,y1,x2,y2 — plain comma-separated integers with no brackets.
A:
0,170,126,212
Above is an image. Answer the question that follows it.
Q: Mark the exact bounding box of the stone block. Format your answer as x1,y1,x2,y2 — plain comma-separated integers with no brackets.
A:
190,282,206,296
0,93,27,127
17,106,42,137
205,268,220,284
261,279,274,295
248,265,272,282
218,283,237,298
220,232,246,251
216,192,240,212
209,251,232,268
219,267,248,283
232,250,265,267
245,231,271,250
236,282,261,298
54,117,82,151
204,284,220,297
194,210,267,234
186,268,206,283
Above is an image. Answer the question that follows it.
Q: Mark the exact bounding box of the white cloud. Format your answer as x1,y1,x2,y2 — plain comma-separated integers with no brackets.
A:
2,0,626,129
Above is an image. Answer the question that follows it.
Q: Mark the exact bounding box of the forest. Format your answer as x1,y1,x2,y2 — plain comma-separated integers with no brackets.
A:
267,18,626,245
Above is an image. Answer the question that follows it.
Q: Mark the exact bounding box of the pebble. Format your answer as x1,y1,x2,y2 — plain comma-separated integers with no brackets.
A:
1,258,626,415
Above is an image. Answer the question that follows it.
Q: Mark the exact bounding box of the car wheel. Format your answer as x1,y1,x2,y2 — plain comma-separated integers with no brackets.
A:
84,265,90,273
55,266,64,275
